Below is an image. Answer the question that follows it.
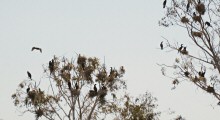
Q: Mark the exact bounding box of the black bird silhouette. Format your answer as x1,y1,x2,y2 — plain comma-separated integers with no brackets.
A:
26,87,30,93
160,41,163,50
178,44,183,53
163,0,167,8
75,82,79,89
205,21,211,27
186,2,190,12
27,71,32,80
31,47,42,53
94,84,97,92
68,81,71,90
49,59,54,74
193,12,196,16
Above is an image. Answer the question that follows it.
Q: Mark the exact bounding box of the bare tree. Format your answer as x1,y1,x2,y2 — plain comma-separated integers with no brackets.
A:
159,0,220,102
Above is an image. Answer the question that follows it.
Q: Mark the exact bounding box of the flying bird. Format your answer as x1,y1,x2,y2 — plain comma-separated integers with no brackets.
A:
160,41,163,50
27,71,32,80
163,0,167,8
31,47,42,53
94,84,97,92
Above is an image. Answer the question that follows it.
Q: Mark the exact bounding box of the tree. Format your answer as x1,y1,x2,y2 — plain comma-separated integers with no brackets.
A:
159,0,220,102
11,54,160,120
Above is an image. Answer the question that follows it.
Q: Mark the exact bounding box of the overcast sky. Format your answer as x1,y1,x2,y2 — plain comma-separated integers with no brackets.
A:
0,0,220,120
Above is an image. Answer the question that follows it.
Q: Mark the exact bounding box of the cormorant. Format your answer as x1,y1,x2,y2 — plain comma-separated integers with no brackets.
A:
163,0,167,8
186,2,190,12
31,47,42,53
49,59,54,74
160,41,163,50
68,81,71,90
193,12,196,16
94,84,97,92
102,84,107,90
75,82,79,89
205,21,211,27
26,87,30,93
178,44,183,53
27,71,32,80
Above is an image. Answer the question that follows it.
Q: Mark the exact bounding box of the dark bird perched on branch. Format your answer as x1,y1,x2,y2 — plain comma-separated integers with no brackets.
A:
49,59,54,74
160,41,163,50
68,81,71,90
205,21,211,27
94,84,97,93
186,2,190,12
26,87,30,93
31,47,42,53
178,44,183,53
27,71,32,80
163,0,167,8
75,82,79,90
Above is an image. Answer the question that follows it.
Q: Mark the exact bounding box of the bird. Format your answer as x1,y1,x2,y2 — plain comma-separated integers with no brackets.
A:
26,87,30,93
75,82,79,89
178,44,183,53
160,41,163,50
27,71,32,80
49,59,54,74
186,2,190,12
205,21,211,27
68,81,71,90
94,84,97,92
163,0,167,8
31,47,42,53
193,12,196,16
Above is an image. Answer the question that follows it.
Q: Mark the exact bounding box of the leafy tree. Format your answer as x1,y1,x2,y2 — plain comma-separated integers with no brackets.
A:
12,54,160,120
159,0,220,102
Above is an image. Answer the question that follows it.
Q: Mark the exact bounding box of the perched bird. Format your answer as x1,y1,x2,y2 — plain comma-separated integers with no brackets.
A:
68,81,71,90
31,47,42,53
27,71,32,80
178,44,183,53
75,82,79,89
26,87,30,93
102,84,107,90
193,12,196,16
94,84,97,92
160,41,163,50
163,0,167,8
205,21,211,27
49,59,54,74
186,2,190,12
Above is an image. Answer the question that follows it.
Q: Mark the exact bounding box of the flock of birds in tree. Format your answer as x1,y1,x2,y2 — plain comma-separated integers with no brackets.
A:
26,46,107,97
160,0,216,93
160,0,212,54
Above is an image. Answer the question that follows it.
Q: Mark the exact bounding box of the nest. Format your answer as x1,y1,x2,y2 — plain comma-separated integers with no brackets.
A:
207,86,215,93
181,16,189,23
180,49,188,55
98,89,108,98
192,76,199,82
196,3,205,15
89,90,98,98
71,89,80,96
192,16,201,23
192,31,203,38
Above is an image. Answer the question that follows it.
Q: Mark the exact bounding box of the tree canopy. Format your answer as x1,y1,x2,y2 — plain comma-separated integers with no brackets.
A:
12,54,160,120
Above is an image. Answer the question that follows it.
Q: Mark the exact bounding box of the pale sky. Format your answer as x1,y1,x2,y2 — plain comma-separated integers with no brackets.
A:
0,0,220,120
